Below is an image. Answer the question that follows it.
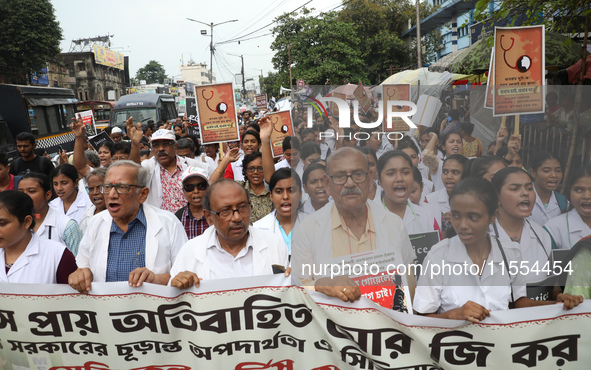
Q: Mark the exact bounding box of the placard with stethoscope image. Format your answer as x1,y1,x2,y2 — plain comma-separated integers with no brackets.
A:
266,110,295,158
492,25,545,117
381,83,411,132
193,82,240,145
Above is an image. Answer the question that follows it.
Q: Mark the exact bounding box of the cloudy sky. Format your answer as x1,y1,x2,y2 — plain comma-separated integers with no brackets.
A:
51,0,342,86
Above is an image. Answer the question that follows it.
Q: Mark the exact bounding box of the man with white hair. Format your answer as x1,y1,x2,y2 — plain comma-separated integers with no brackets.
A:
291,147,416,304
68,160,187,293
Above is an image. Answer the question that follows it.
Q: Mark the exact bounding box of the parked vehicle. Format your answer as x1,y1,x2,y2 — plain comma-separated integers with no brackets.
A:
76,100,115,131
110,93,177,129
0,84,77,155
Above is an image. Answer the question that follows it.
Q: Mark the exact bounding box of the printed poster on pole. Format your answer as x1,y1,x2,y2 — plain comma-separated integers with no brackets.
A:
194,82,240,144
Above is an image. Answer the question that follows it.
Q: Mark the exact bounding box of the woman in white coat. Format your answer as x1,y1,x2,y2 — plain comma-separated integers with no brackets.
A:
0,190,77,283
254,168,303,256
545,165,591,250
49,164,93,224
18,173,82,255
528,152,568,226
490,167,552,283
377,150,440,236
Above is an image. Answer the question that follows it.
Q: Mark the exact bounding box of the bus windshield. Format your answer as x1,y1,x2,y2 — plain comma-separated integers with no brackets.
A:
112,108,157,126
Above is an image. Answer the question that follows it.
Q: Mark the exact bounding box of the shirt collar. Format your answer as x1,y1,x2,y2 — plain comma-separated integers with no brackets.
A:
244,181,269,196
184,206,206,221
208,229,253,255
110,204,147,232
331,203,375,233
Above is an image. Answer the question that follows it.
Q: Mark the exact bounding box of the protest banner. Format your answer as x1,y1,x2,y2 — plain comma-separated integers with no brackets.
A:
267,110,294,158
0,275,588,369
409,231,440,266
484,48,494,109
493,25,545,116
194,82,240,144
256,94,268,110
382,84,411,131
87,131,114,152
353,83,372,114
77,110,97,137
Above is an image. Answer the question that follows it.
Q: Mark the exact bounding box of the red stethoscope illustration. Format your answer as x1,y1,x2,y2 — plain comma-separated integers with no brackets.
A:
202,90,228,114
270,115,289,134
386,88,404,109
500,35,532,73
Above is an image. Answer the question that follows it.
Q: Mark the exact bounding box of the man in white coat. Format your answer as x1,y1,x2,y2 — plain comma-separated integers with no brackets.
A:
68,160,187,293
126,123,210,213
291,147,416,303
169,179,289,289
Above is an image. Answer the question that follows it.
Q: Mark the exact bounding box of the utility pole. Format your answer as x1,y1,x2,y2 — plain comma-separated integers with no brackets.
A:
241,55,246,103
287,40,294,102
416,0,422,69
187,17,238,84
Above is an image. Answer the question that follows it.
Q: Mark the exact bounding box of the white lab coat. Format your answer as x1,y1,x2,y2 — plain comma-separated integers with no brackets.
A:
544,209,591,250
490,219,552,283
0,233,67,283
528,188,565,226
78,205,97,235
253,210,304,255
169,226,289,281
401,202,438,236
49,187,93,224
425,188,449,218
142,156,210,209
414,236,527,314
76,204,188,282
275,159,304,181
37,207,81,255
292,200,416,283
195,153,217,177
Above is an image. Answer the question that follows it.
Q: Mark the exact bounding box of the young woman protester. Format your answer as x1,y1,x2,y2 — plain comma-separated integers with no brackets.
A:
413,178,583,322
528,151,568,226
422,131,463,191
301,162,330,217
377,151,440,235
300,141,322,171
358,147,381,201
49,164,93,225
79,168,107,235
425,154,468,233
490,167,552,283
0,190,78,283
253,168,303,256
18,173,82,255
468,155,507,181
398,139,434,202
544,165,591,250
223,130,261,181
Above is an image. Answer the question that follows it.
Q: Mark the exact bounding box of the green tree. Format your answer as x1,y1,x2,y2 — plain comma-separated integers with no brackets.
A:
271,9,366,86
0,0,62,84
339,0,412,83
260,71,287,98
474,0,589,32
135,60,167,84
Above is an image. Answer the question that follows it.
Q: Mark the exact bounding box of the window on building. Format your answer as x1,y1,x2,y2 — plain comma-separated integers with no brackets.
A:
76,62,85,72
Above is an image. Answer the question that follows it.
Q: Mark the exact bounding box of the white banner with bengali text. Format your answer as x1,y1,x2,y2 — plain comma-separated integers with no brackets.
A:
0,275,588,369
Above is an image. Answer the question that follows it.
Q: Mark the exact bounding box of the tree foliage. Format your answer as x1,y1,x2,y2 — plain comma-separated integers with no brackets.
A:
271,9,366,86
0,0,62,83
270,1,441,86
135,60,167,84
474,0,590,33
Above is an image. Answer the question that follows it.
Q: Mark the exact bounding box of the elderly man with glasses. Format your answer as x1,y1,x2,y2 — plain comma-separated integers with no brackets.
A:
169,179,289,289
291,147,416,306
68,160,188,293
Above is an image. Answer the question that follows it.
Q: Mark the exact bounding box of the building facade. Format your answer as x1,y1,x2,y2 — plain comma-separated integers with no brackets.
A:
53,52,127,102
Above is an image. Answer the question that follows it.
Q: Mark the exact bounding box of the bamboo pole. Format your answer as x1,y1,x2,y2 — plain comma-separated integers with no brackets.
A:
561,12,590,193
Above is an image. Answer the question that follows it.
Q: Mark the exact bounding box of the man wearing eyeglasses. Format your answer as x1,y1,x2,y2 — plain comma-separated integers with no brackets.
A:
291,147,416,305
169,179,289,289
68,160,188,293
127,126,211,214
